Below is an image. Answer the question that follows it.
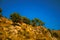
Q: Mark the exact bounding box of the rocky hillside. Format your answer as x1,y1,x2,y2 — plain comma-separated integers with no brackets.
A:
51,30,60,40
0,17,59,40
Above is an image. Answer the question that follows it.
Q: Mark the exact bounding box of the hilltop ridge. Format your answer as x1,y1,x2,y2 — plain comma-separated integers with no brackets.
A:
0,9,60,40
0,17,59,40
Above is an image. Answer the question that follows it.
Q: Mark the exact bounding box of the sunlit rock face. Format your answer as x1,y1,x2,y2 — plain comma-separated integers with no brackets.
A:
0,17,59,40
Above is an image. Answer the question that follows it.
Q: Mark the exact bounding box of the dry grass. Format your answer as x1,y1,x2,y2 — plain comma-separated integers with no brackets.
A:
0,17,59,40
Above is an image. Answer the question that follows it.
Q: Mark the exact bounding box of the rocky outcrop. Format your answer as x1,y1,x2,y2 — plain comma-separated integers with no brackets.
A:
0,17,58,40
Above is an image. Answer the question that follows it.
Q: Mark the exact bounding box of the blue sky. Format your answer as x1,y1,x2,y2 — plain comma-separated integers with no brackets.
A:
0,0,60,30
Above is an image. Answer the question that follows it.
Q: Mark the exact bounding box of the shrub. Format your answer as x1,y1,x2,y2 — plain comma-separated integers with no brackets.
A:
22,16,31,25
0,8,2,17
34,18,45,26
53,32,59,38
31,18,45,26
31,19,36,26
10,12,21,23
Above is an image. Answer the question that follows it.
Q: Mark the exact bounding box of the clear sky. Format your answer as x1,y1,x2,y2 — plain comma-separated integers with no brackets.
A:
0,0,60,30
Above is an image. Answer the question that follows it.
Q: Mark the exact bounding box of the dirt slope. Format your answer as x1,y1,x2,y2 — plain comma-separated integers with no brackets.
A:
0,17,58,40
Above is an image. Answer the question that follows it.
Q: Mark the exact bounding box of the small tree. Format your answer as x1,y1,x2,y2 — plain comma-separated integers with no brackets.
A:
31,18,45,26
31,19,36,26
22,16,30,24
10,12,21,23
35,18,45,26
39,21,45,26
34,18,40,26
0,8,2,17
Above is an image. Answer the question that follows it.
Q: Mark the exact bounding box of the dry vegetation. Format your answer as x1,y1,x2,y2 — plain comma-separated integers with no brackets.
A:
0,8,60,40
0,17,59,40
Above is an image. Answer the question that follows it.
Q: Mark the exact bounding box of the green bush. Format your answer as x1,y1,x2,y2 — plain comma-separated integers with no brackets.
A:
0,8,2,17
10,12,45,26
31,18,45,26
22,16,31,24
34,18,45,26
31,19,36,26
10,12,21,23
